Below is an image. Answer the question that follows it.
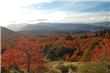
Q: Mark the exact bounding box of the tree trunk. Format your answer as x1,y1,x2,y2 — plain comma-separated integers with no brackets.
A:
27,57,31,73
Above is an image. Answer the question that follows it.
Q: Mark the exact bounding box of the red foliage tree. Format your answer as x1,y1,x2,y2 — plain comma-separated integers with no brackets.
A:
1,48,26,71
92,38,110,60
15,37,46,73
2,37,46,73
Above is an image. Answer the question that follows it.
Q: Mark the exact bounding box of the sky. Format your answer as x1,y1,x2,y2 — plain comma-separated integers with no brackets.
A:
0,0,110,27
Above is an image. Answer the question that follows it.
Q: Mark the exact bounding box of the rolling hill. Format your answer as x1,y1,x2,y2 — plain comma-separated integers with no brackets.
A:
17,22,109,35
1,26,21,40
6,22,110,36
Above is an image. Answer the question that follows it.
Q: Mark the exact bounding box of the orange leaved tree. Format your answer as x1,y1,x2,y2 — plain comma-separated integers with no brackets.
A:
2,37,46,73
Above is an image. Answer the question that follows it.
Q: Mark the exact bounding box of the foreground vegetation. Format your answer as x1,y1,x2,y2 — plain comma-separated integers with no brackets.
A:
1,29,110,73
1,57,110,73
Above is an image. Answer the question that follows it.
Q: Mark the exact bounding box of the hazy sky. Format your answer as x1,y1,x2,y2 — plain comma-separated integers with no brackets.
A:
0,0,110,26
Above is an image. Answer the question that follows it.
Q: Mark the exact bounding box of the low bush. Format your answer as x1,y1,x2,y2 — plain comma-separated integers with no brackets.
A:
78,57,110,73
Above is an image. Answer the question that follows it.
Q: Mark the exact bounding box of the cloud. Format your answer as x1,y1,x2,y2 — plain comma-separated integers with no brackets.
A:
0,0,110,26
28,0,110,12
0,0,51,8
46,11,67,22
60,12,110,23
0,0,51,26
27,19,48,23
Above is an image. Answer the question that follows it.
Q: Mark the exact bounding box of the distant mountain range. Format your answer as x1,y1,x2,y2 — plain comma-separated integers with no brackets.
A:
92,22,110,27
4,22,110,36
7,22,110,31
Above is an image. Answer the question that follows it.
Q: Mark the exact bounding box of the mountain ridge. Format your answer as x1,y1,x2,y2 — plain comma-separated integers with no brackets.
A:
4,22,110,36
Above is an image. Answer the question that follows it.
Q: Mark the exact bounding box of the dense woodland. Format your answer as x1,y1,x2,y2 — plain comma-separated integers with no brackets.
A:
1,29,110,73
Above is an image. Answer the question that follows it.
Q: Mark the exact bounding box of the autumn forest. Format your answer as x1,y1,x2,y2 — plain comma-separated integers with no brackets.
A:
1,28,110,73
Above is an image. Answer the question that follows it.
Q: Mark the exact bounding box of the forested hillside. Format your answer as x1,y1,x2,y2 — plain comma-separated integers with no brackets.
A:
1,28,110,73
